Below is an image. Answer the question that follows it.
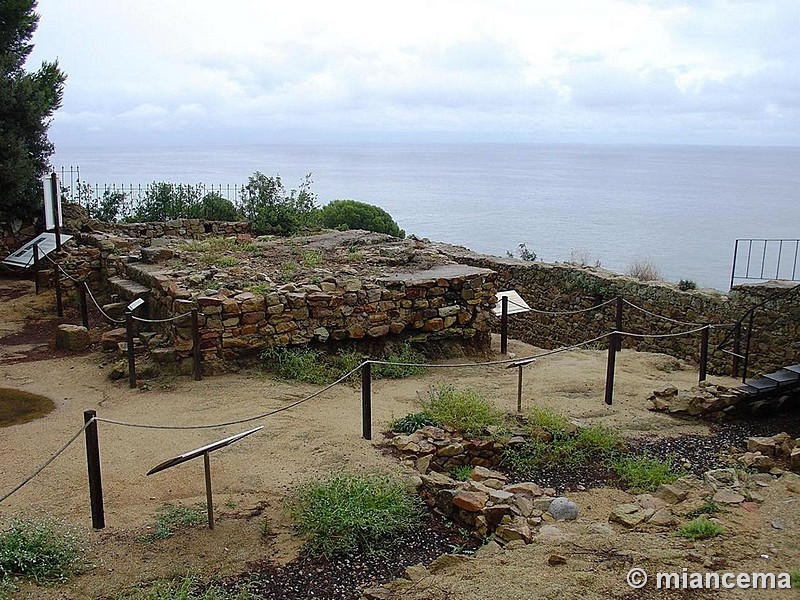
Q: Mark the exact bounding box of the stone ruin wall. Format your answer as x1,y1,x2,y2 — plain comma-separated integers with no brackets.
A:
439,245,799,376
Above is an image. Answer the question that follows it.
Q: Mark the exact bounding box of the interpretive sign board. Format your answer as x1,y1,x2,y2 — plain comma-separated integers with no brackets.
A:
492,290,531,316
2,232,73,268
43,174,62,230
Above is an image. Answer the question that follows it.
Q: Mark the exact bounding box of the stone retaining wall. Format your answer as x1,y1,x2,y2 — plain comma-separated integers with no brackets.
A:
439,245,799,376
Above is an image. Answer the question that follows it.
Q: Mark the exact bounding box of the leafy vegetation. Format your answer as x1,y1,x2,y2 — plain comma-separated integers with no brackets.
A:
124,575,251,600
678,279,697,291
505,243,537,261
676,518,725,541
0,0,67,222
449,465,473,481
374,344,426,379
391,412,435,434
319,199,405,238
0,515,84,592
239,172,317,235
626,259,663,282
186,192,238,221
291,472,421,557
685,501,721,520
422,385,504,437
610,454,684,493
143,504,205,542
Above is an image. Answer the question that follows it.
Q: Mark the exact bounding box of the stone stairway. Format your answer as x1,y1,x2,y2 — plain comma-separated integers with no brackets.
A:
739,364,800,399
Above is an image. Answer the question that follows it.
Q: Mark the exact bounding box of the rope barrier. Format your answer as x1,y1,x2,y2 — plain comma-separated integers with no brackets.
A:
506,296,615,315
615,325,709,339
83,283,126,324
0,420,93,505
621,299,709,328
132,312,192,324
95,362,366,430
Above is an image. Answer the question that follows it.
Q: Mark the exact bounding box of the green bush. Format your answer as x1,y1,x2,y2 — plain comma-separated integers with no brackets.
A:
290,472,421,557
94,189,128,222
129,182,204,222
422,385,504,436
319,199,405,238
374,344,427,379
526,407,570,436
240,172,318,236
186,192,238,221
611,455,684,493
678,279,697,291
391,412,434,434
0,515,84,588
449,465,473,481
676,518,724,541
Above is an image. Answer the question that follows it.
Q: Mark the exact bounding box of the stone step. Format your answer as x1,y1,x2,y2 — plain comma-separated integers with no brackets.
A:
108,277,150,301
784,364,800,375
763,369,800,387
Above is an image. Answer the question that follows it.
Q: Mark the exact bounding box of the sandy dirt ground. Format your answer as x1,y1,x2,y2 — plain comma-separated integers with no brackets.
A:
1,276,799,599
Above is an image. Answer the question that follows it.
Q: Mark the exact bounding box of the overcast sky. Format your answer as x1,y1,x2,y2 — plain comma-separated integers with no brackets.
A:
27,0,800,147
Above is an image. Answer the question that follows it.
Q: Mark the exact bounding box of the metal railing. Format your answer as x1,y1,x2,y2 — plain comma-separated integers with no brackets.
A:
730,238,800,289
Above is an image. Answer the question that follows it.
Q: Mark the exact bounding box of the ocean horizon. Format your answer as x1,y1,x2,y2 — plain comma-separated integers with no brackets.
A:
51,142,800,292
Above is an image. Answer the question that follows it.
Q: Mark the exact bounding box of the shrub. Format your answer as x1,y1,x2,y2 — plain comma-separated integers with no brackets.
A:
374,344,427,379
0,515,84,587
319,199,405,238
94,189,128,222
240,172,317,236
422,385,504,436
526,407,570,436
129,182,203,222
290,472,421,557
678,279,697,291
506,243,536,261
626,259,662,282
449,465,473,481
186,192,238,221
261,347,331,385
676,518,724,541
611,455,684,493
391,412,434,434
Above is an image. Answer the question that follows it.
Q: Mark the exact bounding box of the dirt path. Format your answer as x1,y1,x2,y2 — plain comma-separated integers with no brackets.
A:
1,276,798,599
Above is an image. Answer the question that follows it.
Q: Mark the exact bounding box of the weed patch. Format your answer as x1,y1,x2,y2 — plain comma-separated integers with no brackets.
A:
144,504,205,542
125,575,251,599
676,518,724,541
422,385,504,437
611,454,684,493
391,412,434,434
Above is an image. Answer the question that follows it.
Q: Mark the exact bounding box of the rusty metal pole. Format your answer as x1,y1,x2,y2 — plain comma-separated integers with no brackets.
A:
361,357,372,440
517,364,523,413
78,282,89,328
604,332,619,405
33,243,40,294
699,325,709,383
203,452,214,530
83,410,105,529
53,261,63,317
125,310,136,388
191,308,202,381
500,296,509,355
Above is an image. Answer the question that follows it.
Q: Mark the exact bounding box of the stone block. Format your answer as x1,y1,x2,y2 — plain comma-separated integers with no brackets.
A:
55,324,90,351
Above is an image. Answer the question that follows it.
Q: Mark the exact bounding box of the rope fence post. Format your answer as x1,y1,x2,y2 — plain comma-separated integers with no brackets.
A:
79,282,89,328
83,410,105,529
500,295,509,355
741,311,755,383
615,296,623,351
516,364,524,413
203,452,214,530
732,322,741,377
699,324,710,383
125,310,136,388
604,331,619,405
191,308,202,381
361,357,372,440
33,243,40,294
53,260,63,318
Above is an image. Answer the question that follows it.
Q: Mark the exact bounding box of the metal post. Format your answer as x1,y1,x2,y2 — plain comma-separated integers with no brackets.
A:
79,282,89,328
361,357,372,440
53,261,63,317
203,452,214,530
517,365,523,413
191,309,202,381
50,173,62,252
33,243,40,294
604,332,619,405
500,296,509,355
699,325,709,383
741,311,755,383
615,296,623,351
83,410,105,529
730,239,739,290
125,310,136,388
732,322,741,377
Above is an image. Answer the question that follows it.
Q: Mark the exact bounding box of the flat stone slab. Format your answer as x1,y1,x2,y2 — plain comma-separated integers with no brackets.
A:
377,264,495,285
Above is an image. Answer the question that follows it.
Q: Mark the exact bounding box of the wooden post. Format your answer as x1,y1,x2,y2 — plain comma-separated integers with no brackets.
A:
33,243,40,294
500,296,509,355
83,410,105,529
191,308,202,381
517,365,524,413
79,282,89,328
699,325,709,383
361,357,372,440
203,452,214,530
53,260,63,318
125,310,136,388
604,332,619,405
615,296,623,351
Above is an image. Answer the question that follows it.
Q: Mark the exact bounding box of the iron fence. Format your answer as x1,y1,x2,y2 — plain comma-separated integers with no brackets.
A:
730,238,800,289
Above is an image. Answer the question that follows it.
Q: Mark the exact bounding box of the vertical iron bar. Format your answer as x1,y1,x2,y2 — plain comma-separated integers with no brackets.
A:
759,240,767,279
125,310,136,389
699,325,709,383
33,243,40,294
54,261,63,317
776,240,783,279
500,296,509,355
361,357,372,440
793,240,799,281
191,308,202,381
746,240,753,278
730,240,739,289
732,322,741,377
83,410,105,529
741,311,755,383
50,173,62,252
203,452,214,530
615,296,623,351
79,282,89,328
517,365,523,413
604,332,618,405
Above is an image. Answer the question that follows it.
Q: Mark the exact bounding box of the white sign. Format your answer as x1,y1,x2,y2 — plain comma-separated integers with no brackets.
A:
42,174,62,230
2,232,73,268
492,290,532,316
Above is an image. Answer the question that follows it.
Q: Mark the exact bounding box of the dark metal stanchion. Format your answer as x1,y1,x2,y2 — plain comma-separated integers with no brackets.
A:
79,282,89,328
500,296,509,355
517,365,523,413
125,310,136,388
50,173,62,252
604,332,619,405
191,308,202,381
615,296,623,351
203,452,214,530
33,243,40,294
741,312,755,383
732,322,741,377
83,410,105,529
53,261,63,317
699,325,709,383
361,357,372,440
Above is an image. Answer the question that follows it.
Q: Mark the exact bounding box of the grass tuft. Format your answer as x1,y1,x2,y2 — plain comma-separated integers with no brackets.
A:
611,454,684,493
676,518,725,541
290,472,421,557
144,504,205,542
422,385,504,436
374,344,427,379
128,575,251,599
391,412,435,434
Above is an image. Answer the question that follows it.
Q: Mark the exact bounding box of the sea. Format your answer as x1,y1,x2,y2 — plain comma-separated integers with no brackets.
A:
50,143,800,292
